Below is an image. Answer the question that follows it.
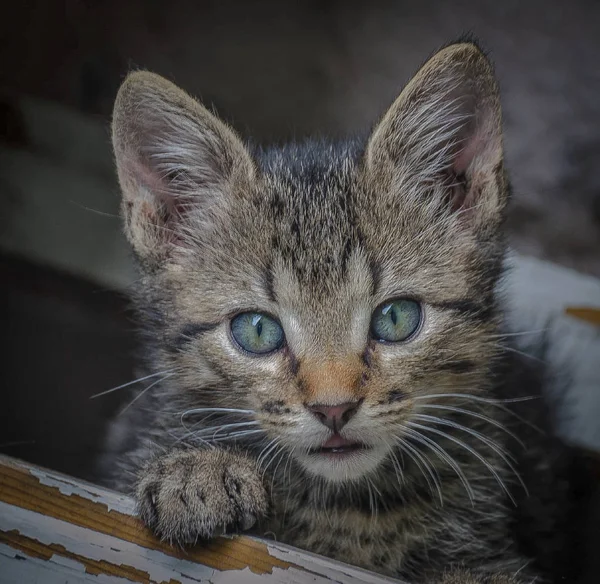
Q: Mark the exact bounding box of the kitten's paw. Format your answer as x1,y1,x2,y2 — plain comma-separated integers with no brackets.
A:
136,449,267,544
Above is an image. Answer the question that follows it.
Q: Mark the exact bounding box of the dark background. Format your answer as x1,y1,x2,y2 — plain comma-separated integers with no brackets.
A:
1,3,599,561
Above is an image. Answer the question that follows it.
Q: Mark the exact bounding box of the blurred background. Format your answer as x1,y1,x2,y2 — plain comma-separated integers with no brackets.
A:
1,0,599,483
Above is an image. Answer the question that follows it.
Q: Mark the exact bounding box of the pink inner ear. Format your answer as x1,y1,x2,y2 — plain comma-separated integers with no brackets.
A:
452,130,484,175
123,156,169,201
121,154,192,248
448,123,490,213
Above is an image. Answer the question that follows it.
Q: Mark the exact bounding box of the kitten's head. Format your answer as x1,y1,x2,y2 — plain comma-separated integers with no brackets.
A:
113,43,507,483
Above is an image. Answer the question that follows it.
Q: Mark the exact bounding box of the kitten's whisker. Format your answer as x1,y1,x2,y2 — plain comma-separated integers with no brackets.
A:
491,328,549,339
175,413,250,446
212,429,264,439
261,443,286,482
71,202,121,219
193,421,260,439
493,343,546,364
407,421,518,505
366,477,380,520
173,420,262,447
415,392,544,435
492,403,545,435
396,439,443,506
412,414,515,461
413,393,537,405
173,430,214,449
387,447,405,487
119,373,178,415
91,368,179,399
399,427,475,503
415,404,524,447
257,438,280,469
181,407,256,417
411,414,528,495
269,445,288,493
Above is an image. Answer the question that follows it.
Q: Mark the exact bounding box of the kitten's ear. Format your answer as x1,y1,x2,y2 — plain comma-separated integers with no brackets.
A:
112,71,254,267
365,43,505,225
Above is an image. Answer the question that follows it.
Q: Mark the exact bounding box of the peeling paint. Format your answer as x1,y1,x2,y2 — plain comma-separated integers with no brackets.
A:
30,468,137,515
1,456,405,583
0,501,403,584
2,459,295,575
0,501,217,584
1,541,132,583
1,529,155,582
265,541,403,584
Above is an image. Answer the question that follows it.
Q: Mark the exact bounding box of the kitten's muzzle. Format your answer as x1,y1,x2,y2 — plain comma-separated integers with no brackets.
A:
305,399,363,432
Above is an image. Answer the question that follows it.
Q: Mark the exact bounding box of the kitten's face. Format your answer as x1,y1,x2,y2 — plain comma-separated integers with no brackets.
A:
158,151,500,483
112,43,506,483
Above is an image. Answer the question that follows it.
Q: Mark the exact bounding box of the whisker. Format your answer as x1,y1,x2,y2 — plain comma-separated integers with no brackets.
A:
70,201,121,219
492,403,545,435
193,421,260,438
399,427,475,503
174,420,259,447
412,414,515,461
413,393,537,405
386,446,405,487
414,392,544,435
366,477,380,520
396,439,443,506
270,444,288,480
90,368,179,399
493,343,546,364
170,429,214,450
415,404,524,447
181,407,256,417
490,328,549,339
119,372,177,415
262,443,286,483
407,421,518,505
212,429,265,442
257,438,280,469
411,414,528,495
281,445,299,524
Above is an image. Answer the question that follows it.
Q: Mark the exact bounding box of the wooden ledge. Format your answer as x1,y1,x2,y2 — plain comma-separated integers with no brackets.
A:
0,454,402,583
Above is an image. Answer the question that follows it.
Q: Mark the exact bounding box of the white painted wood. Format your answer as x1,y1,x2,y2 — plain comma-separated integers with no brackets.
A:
0,456,405,584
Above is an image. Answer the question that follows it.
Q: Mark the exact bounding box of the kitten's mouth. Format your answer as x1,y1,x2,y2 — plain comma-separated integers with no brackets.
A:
309,434,367,455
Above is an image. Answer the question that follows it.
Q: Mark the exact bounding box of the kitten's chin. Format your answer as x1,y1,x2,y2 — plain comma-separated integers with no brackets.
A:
297,444,389,483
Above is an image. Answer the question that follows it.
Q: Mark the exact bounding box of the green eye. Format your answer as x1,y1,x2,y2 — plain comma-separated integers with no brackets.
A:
230,312,284,354
371,299,422,342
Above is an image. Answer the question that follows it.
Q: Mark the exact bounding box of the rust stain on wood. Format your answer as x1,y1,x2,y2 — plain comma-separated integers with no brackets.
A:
565,306,600,326
0,460,294,576
0,528,159,583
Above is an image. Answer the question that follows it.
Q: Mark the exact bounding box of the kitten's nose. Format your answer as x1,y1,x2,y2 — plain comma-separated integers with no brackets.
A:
306,400,362,432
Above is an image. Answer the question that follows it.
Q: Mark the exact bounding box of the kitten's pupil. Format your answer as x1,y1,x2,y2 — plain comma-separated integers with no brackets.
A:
256,320,263,337
390,307,397,326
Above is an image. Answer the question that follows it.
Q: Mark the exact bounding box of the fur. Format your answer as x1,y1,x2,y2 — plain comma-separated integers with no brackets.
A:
99,43,585,583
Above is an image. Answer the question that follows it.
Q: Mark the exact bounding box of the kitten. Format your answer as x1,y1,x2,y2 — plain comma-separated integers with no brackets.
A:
99,42,584,583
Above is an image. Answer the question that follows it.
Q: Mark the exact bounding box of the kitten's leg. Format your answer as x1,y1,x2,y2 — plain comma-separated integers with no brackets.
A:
136,448,268,543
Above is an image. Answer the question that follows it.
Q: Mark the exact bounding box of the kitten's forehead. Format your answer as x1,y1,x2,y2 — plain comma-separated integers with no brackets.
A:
246,142,375,355
256,141,363,283
249,141,457,294
272,250,374,357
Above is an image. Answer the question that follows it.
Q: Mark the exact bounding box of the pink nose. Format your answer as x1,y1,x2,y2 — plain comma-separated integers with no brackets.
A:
306,401,362,432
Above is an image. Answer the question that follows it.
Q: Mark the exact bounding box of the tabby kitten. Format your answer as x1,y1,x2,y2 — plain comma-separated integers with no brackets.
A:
101,43,579,583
